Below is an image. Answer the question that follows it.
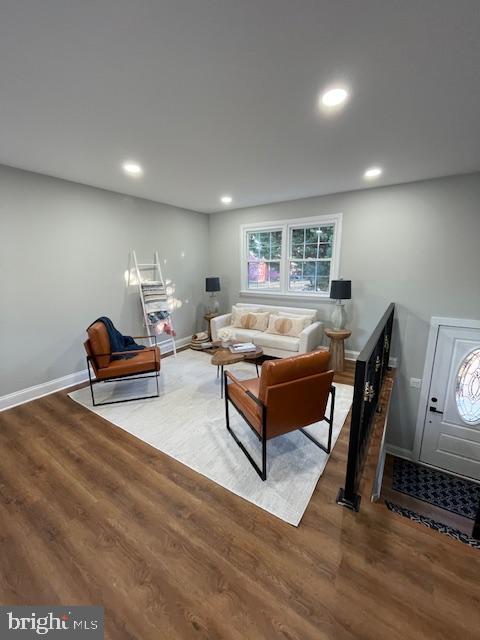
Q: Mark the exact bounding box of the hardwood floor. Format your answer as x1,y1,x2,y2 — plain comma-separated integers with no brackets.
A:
0,357,479,639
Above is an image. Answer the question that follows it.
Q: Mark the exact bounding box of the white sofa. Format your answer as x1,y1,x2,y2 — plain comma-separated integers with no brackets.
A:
210,303,323,358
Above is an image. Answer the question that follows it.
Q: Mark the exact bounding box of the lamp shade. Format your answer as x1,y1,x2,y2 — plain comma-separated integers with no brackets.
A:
330,279,351,300
206,277,221,292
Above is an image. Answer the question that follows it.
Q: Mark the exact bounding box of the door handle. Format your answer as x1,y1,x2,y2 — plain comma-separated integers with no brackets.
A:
429,406,444,414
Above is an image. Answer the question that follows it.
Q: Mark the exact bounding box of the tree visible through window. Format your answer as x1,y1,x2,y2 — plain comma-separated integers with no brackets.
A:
289,225,334,293
247,229,282,290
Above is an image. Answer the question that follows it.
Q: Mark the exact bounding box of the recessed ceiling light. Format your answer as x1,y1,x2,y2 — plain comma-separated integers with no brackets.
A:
220,195,233,205
320,86,349,109
364,166,383,180
122,161,143,177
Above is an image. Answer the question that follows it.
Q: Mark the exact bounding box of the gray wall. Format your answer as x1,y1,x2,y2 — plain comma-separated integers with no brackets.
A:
0,165,209,396
208,173,480,452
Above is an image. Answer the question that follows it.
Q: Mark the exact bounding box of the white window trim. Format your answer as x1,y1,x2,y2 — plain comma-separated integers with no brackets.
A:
239,213,342,299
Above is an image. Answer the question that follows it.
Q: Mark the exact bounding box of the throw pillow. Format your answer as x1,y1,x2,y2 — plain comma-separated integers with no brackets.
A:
276,312,313,329
265,314,307,338
232,310,270,331
231,305,258,326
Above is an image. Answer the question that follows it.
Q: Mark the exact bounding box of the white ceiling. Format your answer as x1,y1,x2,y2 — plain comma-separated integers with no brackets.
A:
1,0,479,213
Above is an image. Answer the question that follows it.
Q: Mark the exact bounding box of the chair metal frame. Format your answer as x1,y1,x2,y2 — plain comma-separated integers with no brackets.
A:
86,335,160,407
224,370,335,481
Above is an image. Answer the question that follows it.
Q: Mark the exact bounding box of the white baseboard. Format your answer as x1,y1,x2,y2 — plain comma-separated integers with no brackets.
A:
168,335,192,351
0,335,193,413
345,350,398,368
0,369,89,413
345,349,359,361
385,444,414,461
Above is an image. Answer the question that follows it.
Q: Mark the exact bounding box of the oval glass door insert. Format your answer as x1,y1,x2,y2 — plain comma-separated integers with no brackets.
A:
456,348,480,425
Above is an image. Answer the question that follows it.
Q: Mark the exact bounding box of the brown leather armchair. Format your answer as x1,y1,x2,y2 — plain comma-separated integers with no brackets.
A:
84,321,161,406
224,350,335,480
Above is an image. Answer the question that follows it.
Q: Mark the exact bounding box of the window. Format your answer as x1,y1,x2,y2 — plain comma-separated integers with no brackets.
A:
456,348,480,425
241,213,342,297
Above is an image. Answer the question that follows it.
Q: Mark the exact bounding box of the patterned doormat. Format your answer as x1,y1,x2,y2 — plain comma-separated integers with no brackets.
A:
392,458,480,520
385,501,480,550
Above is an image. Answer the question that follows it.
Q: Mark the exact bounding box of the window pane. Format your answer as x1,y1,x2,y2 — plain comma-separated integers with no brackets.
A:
290,225,332,260
248,230,282,260
267,262,281,286
288,261,314,291
288,260,331,293
291,244,304,258
317,261,331,277
456,348,480,424
248,261,280,289
271,230,282,259
304,244,318,259
289,260,301,289
248,233,260,259
259,233,271,260
305,227,320,244
318,243,332,258
291,228,305,245
318,226,334,243
303,261,316,277
316,276,330,293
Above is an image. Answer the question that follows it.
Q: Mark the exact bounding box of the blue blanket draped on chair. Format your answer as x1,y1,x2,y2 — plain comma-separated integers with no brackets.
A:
88,316,145,360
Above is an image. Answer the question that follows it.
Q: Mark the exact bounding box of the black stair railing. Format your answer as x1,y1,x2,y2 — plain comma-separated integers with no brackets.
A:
337,303,395,511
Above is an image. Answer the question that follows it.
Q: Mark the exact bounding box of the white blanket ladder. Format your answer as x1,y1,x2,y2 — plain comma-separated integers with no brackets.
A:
127,250,177,356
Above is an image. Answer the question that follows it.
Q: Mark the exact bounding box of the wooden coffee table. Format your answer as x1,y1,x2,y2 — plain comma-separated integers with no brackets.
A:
211,341,263,398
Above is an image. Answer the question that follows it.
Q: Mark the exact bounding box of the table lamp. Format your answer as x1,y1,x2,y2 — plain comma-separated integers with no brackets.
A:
329,279,351,330
206,276,221,313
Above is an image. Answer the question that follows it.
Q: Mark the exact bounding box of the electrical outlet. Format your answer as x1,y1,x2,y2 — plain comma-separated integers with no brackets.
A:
410,378,422,389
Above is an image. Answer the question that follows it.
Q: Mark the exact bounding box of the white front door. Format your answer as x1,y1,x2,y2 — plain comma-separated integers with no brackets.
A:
420,325,480,480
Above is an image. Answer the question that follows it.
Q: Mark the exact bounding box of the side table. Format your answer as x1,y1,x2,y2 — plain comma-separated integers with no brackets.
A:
204,312,219,341
324,328,351,373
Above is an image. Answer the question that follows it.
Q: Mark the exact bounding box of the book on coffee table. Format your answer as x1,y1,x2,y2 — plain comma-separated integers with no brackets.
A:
229,342,256,353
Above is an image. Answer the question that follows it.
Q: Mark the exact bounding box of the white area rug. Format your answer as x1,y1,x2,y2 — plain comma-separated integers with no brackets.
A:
69,350,353,525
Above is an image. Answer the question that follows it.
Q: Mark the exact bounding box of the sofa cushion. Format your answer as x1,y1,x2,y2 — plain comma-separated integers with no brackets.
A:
253,332,300,353
265,314,307,338
227,377,262,433
232,328,264,342
95,346,161,379
232,310,270,331
217,327,263,342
